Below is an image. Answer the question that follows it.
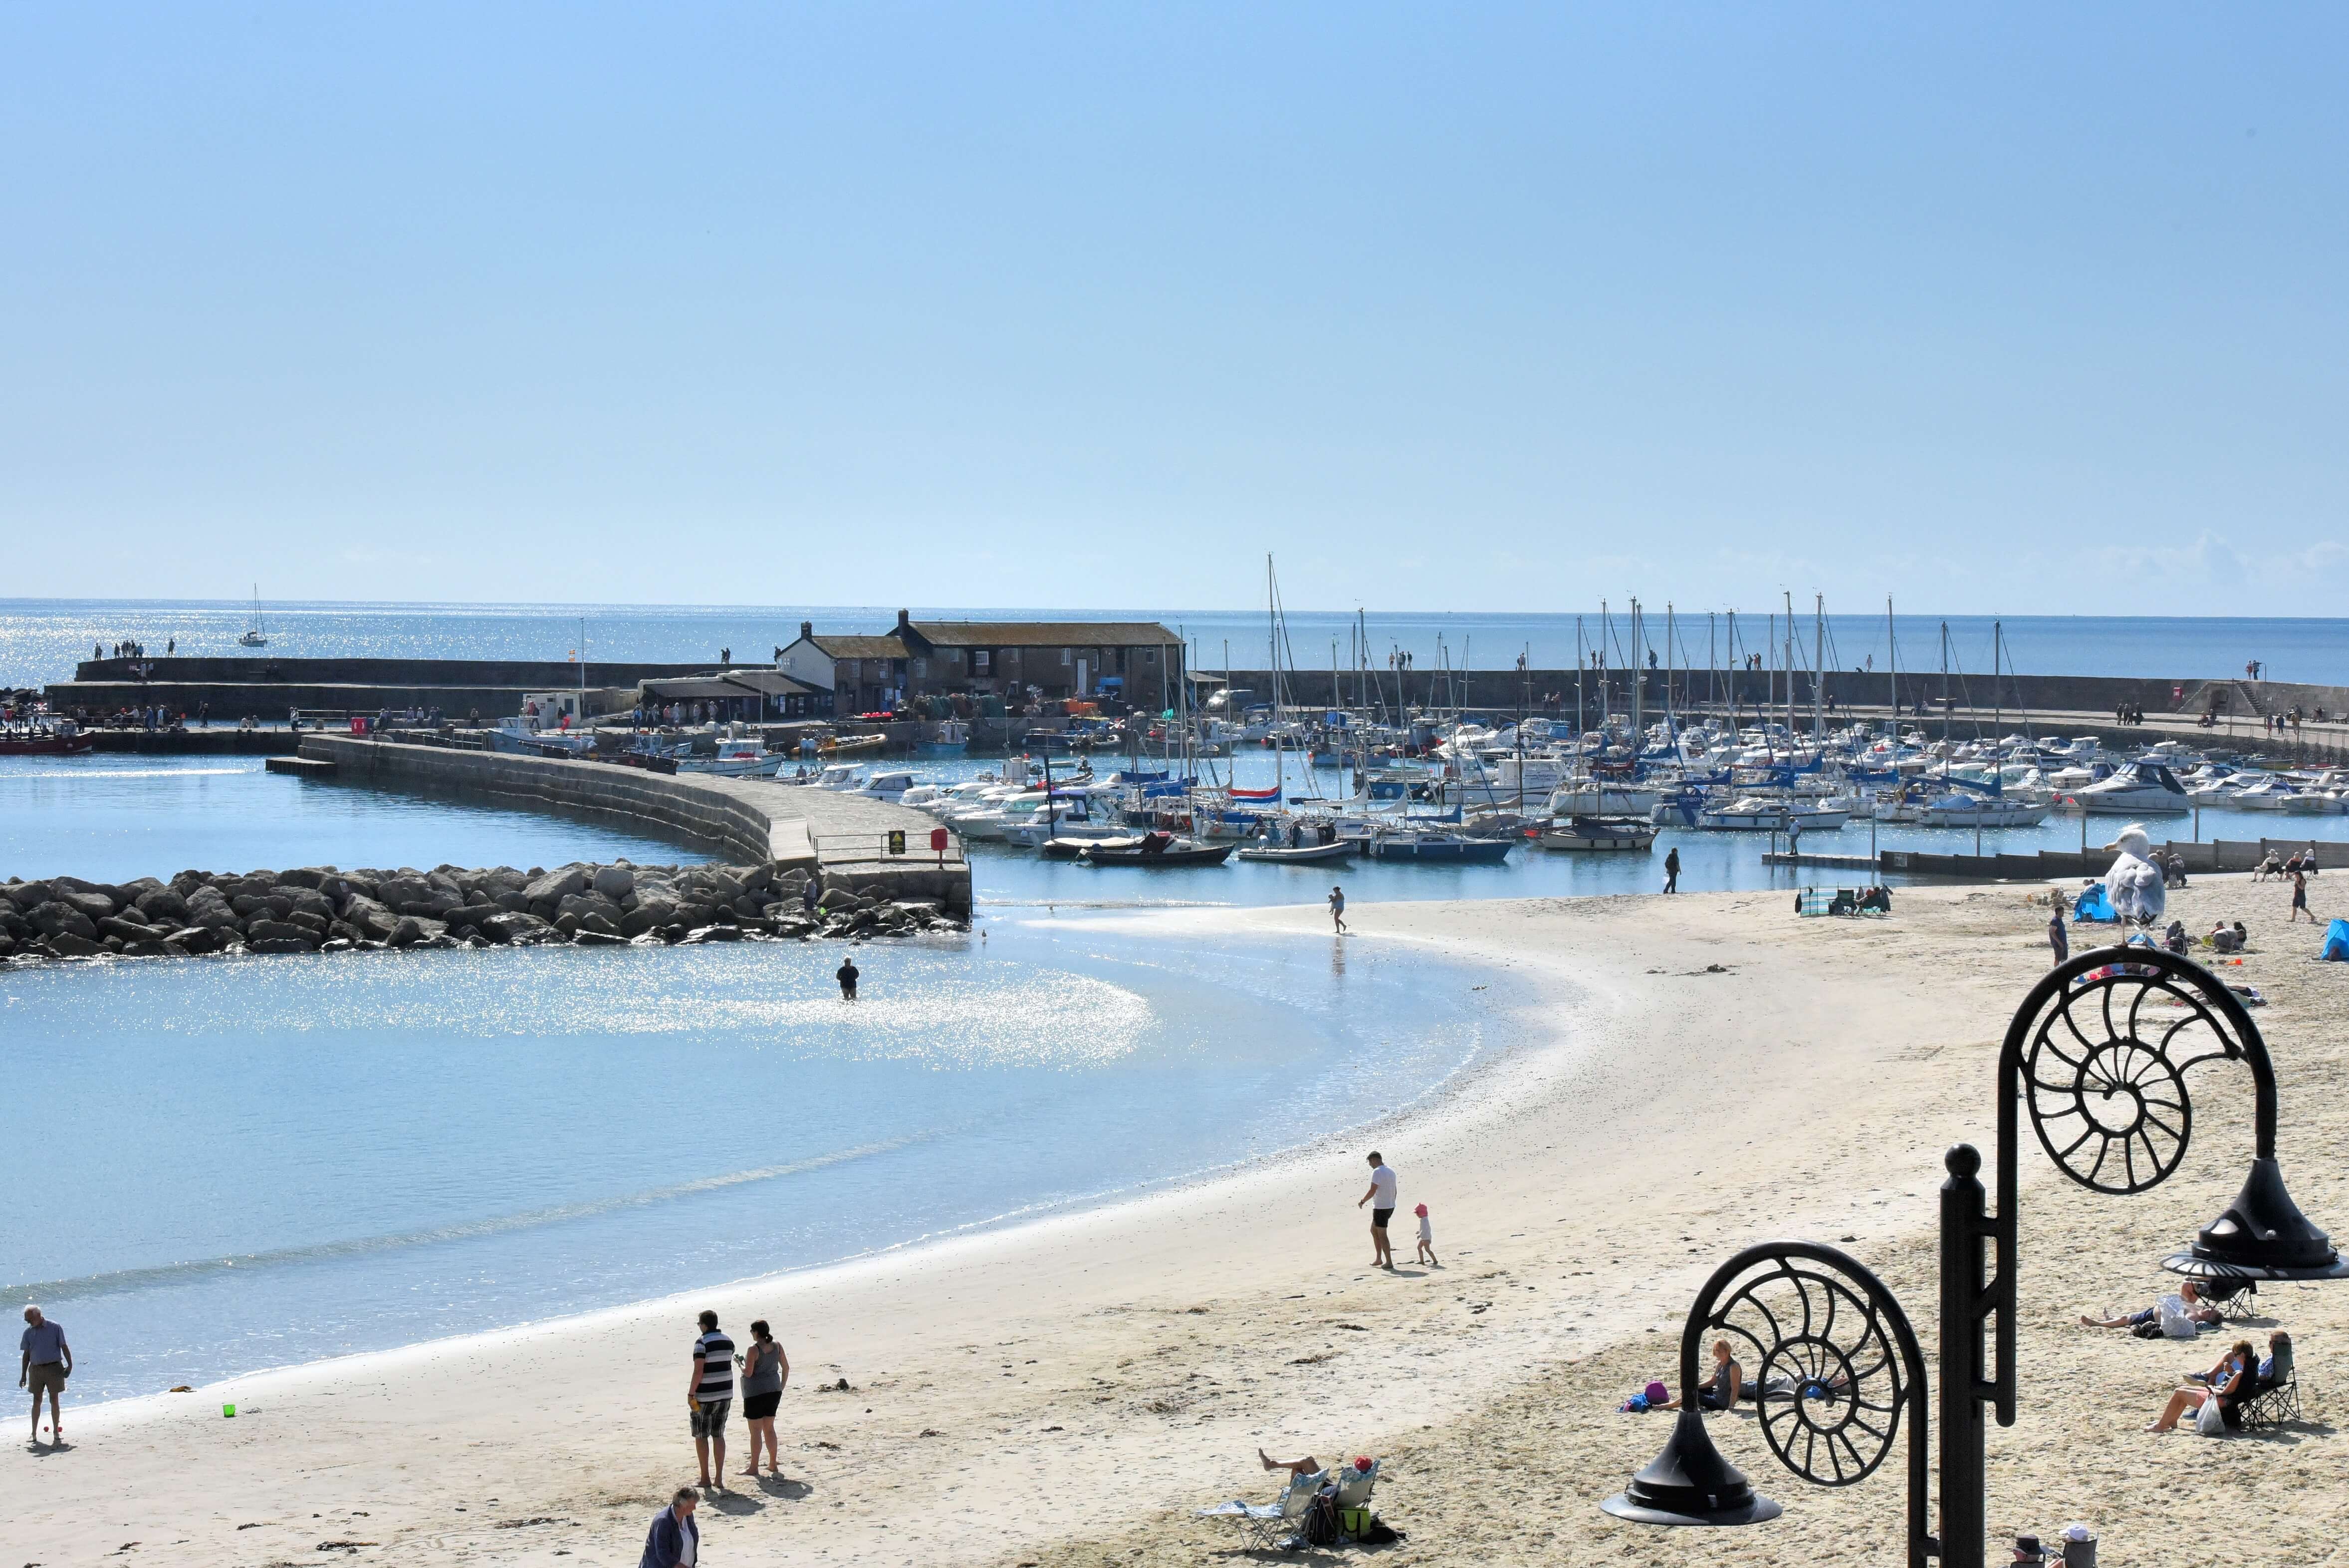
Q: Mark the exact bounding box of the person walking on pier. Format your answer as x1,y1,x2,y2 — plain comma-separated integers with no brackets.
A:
836,955,860,1000
1663,847,1680,895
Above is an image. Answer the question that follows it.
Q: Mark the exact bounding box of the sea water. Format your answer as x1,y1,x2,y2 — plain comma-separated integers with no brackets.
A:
0,916,1510,1403
5,597,2347,685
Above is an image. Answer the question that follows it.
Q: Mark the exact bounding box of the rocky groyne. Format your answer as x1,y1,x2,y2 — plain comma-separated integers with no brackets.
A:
0,859,960,965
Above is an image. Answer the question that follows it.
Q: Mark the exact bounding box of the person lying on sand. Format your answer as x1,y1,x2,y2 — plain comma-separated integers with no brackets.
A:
2147,1340,2254,1433
2079,1278,2219,1333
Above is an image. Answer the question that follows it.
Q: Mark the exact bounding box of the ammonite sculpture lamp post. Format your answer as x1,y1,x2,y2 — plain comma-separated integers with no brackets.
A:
1601,1242,1935,1568
1940,946,2349,1566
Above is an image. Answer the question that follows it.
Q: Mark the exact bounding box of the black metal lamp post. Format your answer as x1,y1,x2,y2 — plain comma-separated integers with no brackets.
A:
1939,945,2349,1567
1601,1242,1935,1568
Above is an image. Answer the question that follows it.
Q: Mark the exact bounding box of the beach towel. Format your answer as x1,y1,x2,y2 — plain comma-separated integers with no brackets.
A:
2323,918,2349,963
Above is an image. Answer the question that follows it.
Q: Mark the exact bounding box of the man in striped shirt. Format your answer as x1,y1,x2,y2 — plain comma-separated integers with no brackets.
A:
688,1309,735,1489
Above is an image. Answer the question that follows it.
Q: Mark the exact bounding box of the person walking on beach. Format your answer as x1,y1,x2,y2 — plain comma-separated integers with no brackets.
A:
688,1310,735,1490
20,1305,70,1446
836,955,860,1000
1359,1152,1397,1270
1413,1202,1438,1267
2048,904,2069,966
737,1319,789,1479
639,1487,701,1568
1662,847,1680,895
2290,869,2316,923
1328,885,1347,934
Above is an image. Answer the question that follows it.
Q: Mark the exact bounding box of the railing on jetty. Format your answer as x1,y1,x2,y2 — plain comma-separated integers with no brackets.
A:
810,832,969,868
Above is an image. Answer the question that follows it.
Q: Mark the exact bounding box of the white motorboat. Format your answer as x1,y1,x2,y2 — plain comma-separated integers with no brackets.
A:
1538,815,1657,851
1544,779,1664,816
677,737,778,777
1693,796,1851,831
2231,777,2333,814
854,769,923,803
2056,762,2191,814
1915,793,2049,829
804,763,866,790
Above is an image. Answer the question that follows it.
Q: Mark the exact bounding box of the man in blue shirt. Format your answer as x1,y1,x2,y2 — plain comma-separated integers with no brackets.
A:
20,1305,71,1446
639,1487,701,1568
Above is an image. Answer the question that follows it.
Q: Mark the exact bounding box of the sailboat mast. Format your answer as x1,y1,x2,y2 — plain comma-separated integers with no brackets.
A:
1575,617,1586,737
1812,593,1824,740
1940,621,1951,745
1993,620,2003,734
1886,597,1897,728
1628,599,1644,744
1665,602,1677,742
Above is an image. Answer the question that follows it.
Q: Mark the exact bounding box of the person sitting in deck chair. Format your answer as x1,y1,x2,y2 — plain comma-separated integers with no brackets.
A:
2079,1278,2220,1336
2255,852,2285,883
2147,1339,2255,1433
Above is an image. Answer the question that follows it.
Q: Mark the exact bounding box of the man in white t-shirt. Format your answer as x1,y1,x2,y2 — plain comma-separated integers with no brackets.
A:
1357,1152,1398,1270
2078,1277,2220,1336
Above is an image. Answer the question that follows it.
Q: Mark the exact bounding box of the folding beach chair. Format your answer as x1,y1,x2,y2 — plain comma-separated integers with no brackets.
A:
1197,1468,1326,1552
2238,1339,2307,1430
2198,1276,2260,1321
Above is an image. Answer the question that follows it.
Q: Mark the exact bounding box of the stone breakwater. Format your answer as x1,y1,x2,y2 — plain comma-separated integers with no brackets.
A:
0,860,961,965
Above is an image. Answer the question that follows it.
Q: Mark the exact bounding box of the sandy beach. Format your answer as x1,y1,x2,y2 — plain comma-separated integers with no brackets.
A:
9,875,2347,1566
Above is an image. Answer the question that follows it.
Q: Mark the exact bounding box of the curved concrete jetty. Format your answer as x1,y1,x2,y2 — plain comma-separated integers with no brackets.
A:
298,734,970,914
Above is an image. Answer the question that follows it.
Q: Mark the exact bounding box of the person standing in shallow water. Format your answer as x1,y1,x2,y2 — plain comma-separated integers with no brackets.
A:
1328,885,1347,934
836,955,860,1000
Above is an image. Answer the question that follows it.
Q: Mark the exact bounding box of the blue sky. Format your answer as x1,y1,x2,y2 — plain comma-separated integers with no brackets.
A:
4,5,2346,615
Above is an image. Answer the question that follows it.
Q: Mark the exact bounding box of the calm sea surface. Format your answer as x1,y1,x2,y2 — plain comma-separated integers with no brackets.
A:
5,598,2348,687
5,741,2343,1406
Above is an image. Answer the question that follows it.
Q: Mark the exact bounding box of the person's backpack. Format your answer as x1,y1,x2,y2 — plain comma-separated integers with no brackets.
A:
1303,1488,1343,1547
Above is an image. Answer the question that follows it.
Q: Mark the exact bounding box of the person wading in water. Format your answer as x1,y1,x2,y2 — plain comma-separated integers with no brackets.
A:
836,955,860,1000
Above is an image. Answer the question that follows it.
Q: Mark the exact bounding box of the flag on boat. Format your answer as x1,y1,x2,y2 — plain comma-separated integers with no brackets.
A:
1230,783,1283,803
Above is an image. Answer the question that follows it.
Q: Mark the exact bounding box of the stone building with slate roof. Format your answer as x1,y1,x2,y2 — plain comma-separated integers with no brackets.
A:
778,611,1184,712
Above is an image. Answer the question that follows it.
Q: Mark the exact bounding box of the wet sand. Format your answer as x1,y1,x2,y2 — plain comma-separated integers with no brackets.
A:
7,875,2345,1566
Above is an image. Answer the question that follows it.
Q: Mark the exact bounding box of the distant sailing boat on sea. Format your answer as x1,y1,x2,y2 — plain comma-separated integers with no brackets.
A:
238,585,268,647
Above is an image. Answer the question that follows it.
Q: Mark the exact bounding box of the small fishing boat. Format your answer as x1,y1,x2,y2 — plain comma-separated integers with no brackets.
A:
1537,815,1657,852
1364,829,1512,863
1235,838,1356,864
676,737,778,778
1081,831,1235,867
0,722,93,757
920,719,970,758
822,732,889,756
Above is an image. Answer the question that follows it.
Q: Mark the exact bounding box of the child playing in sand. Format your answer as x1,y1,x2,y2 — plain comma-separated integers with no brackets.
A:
1413,1203,1437,1266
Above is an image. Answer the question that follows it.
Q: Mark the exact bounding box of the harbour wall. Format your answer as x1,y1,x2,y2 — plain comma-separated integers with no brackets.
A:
1216,668,2349,720
297,736,971,914
1879,836,2349,883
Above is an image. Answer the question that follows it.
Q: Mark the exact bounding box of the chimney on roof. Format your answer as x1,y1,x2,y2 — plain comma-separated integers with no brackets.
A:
896,609,912,634
800,621,812,639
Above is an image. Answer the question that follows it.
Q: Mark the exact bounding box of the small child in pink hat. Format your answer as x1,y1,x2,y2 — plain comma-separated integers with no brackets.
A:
1413,1203,1437,1266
